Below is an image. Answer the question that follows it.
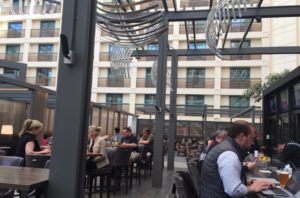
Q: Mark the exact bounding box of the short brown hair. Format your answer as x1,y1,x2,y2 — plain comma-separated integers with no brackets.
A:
228,120,253,139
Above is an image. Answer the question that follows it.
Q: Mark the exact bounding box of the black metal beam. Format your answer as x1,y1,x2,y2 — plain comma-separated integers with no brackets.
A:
209,0,213,10
166,6,300,21
184,21,190,50
238,0,264,48
132,46,300,56
172,0,177,11
162,0,168,12
192,20,196,49
222,21,231,49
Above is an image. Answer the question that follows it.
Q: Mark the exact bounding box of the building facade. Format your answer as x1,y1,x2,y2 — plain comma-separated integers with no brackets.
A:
0,0,300,138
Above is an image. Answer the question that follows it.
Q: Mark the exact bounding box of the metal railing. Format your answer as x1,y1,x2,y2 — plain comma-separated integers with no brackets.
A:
0,53,23,61
26,77,56,86
97,78,130,87
221,78,261,89
181,0,216,7
179,25,206,34
136,78,155,88
229,22,262,32
229,54,262,60
220,106,262,118
0,30,25,38
0,5,61,15
177,78,214,88
98,103,129,112
28,53,58,62
178,56,215,61
30,29,60,37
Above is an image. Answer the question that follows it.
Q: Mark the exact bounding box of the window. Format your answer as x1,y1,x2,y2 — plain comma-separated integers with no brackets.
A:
230,68,250,88
185,95,204,106
5,44,20,61
2,68,19,79
186,68,205,88
107,68,124,87
144,94,156,105
189,41,206,49
8,22,22,38
229,96,249,107
36,68,52,86
106,94,123,105
230,40,250,48
40,20,55,37
147,43,158,50
38,44,54,61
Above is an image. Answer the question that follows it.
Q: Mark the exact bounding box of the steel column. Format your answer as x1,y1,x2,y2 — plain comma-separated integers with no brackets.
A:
47,0,97,197
152,19,168,188
167,51,178,170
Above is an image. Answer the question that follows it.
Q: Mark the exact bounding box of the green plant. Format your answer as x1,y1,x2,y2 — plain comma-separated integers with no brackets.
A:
243,69,290,102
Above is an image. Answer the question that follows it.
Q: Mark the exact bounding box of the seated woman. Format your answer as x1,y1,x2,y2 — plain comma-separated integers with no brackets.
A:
15,119,51,160
86,125,109,170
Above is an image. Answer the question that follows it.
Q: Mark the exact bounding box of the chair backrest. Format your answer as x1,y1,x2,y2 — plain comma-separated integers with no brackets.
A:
25,154,50,168
112,147,132,167
0,156,24,167
106,148,116,165
44,160,50,169
0,189,14,198
174,171,198,198
0,150,6,156
186,158,201,197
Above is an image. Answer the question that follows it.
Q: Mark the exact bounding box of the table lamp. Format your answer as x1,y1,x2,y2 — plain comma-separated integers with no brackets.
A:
1,125,13,135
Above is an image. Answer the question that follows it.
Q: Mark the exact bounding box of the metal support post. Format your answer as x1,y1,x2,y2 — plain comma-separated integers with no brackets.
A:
167,51,178,170
152,19,168,188
47,0,97,197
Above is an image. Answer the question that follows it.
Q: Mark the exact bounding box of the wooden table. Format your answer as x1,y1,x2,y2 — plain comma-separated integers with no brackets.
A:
0,166,49,198
86,153,103,157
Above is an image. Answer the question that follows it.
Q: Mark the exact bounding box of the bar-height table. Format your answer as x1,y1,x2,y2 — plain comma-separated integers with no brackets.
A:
0,166,49,198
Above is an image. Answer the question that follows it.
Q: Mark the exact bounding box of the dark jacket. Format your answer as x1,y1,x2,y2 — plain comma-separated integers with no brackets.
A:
200,137,247,198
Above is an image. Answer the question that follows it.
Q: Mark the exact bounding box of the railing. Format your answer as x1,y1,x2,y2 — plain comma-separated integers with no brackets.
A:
26,77,56,86
221,78,261,89
179,25,206,34
181,0,217,8
99,52,110,61
28,53,58,62
31,29,60,37
136,78,155,88
177,78,214,88
98,103,129,112
179,55,215,61
229,22,262,32
220,106,262,118
177,105,214,116
0,53,23,61
0,30,25,38
229,54,262,60
98,78,130,87
0,5,61,15
135,104,156,115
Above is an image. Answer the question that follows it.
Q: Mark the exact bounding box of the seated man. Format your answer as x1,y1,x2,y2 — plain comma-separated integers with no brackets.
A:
86,125,109,170
200,121,274,198
275,141,300,168
138,128,153,145
120,127,140,160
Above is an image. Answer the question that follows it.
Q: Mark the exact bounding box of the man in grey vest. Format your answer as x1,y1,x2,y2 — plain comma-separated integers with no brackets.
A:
200,121,274,198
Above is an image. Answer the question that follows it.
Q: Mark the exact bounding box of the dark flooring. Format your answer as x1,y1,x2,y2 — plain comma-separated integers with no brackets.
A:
86,156,187,198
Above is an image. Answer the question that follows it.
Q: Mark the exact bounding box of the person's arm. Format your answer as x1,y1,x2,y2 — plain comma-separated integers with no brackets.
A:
279,144,291,163
217,151,248,197
139,136,150,144
25,142,50,155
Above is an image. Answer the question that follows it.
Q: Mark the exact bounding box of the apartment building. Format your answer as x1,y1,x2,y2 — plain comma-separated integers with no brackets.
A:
0,0,299,137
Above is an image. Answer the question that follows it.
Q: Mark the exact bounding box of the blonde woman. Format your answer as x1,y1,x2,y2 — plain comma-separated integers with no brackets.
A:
15,119,51,159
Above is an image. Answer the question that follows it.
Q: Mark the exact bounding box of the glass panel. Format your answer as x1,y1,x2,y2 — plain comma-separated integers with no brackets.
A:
229,96,250,107
38,44,54,54
230,68,250,79
293,82,300,107
147,43,158,50
144,94,156,105
8,22,22,31
269,95,277,113
185,95,204,106
280,89,289,112
2,68,19,79
146,68,151,79
40,20,55,29
6,44,20,54
230,40,251,48
189,41,206,49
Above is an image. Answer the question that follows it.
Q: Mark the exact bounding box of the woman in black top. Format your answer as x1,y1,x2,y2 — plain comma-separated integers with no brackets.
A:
15,119,51,159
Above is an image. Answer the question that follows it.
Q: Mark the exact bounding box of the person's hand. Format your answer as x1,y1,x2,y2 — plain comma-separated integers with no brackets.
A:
246,161,256,171
247,181,275,193
41,148,51,154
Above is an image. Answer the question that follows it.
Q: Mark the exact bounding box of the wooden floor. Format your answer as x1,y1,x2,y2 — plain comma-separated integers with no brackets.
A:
86,156,187,198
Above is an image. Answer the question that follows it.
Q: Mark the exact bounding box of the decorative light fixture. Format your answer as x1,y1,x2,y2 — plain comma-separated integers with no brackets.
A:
1,125,13,135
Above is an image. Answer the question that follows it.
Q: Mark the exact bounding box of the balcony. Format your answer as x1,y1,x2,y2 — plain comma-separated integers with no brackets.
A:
99,52,110,61
0,5,61,15
31,29,60,37
0,53,23,62
179,25,205,34
181,0,216,8
220,106,261,118
136,78,155,88
0,30,25,38
99,103,129,112
26,77,56,86
229,54,262,60
28,53,58,62
177,78,214,88
229,22,262,32
98,78,130,87
221,78,261,89
178,55,215,61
